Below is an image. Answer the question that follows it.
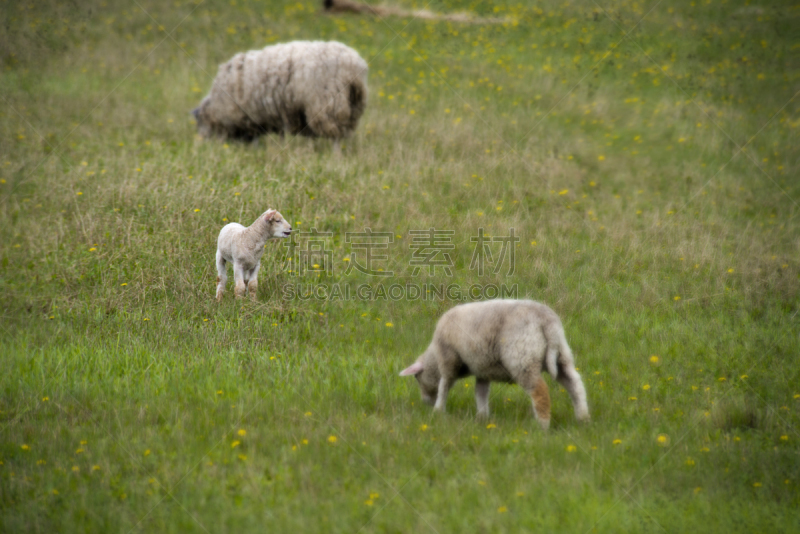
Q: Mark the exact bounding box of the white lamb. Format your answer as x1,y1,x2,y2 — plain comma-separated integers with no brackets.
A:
215,209,292,301
193,40,368,154
400,299,590,430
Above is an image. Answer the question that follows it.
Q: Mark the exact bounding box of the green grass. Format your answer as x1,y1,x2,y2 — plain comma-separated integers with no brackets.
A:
2,0,799,531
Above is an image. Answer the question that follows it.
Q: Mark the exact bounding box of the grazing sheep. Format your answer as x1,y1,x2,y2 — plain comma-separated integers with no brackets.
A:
193,41,368,154
400,299,589,430
216,209,292,301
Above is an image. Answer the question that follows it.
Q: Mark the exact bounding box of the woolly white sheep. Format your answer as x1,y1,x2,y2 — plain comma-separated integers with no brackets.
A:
400,299,590,430
193,40,368,154
215,209,292,301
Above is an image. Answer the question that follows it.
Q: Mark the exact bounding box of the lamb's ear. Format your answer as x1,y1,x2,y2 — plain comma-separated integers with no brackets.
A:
264,209,276,221
399,361,424,377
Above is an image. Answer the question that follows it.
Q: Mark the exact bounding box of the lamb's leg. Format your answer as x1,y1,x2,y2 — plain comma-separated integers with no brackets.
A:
433,343,460,413
529,377,551,431
247,263,260,302
332,138,341,157
433,376,455,412
216,251,227,302
475,379,490,418
233,263,247,299
517,367,551,430
556,364,590,422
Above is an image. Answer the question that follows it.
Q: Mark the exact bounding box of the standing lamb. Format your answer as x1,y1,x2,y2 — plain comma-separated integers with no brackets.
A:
216,209,292,301
399,299,590,430
193,41,368,154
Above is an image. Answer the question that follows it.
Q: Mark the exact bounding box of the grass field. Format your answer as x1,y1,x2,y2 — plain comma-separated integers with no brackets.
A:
1,0,799,531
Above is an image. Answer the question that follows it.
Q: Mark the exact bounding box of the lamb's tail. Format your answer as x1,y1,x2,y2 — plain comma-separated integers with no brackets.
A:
543,322,570,379
545,346,559,379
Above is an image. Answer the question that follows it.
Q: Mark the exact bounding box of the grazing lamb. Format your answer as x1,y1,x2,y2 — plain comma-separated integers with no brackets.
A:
400,299,589,430
193,41,368,154
216,209,292,301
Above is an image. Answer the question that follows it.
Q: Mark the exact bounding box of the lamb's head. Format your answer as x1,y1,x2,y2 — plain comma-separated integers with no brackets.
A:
191,97,213,138
264,209,292,238
399,350,440,406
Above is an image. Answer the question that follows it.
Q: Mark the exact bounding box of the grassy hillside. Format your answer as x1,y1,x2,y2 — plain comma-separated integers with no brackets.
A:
1,0,799,531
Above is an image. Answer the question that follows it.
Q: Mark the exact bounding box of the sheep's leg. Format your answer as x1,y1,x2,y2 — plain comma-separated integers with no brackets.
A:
475,379,490,418
529,377,551,431
279,114,289,142
216,251,227,302
247,263,260,302
517,367,551,430
233,263,247,299
556,364,590,422
433,376,454,412
332,138,341,157
433,343,460,413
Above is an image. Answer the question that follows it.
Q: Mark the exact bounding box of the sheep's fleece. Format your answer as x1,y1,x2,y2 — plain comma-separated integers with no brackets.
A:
193,41,368,142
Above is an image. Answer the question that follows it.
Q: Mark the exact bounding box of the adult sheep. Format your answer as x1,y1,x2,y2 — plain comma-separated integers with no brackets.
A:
193,41,368,154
